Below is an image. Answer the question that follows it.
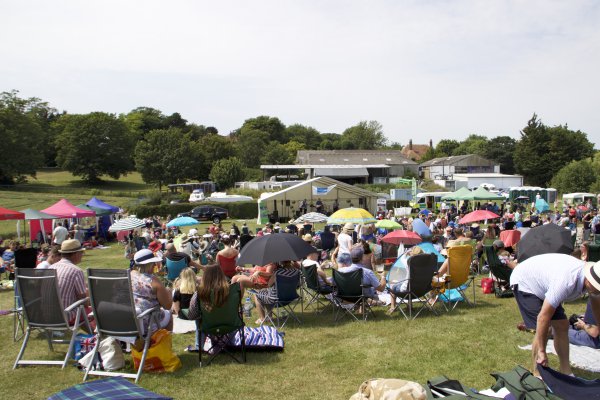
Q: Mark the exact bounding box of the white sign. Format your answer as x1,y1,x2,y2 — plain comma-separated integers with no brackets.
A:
377,198,387,208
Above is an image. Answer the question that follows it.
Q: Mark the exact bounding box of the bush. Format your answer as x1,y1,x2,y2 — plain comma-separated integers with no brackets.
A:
127,201,258,220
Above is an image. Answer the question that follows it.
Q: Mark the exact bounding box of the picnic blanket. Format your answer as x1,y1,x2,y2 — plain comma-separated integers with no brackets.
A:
229,326,284,350
47,377,171,400
519,339,600,372
537,364,600,400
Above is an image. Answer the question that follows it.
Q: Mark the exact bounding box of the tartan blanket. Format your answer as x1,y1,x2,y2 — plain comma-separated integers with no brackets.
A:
47,377,172,400
228,325,284,350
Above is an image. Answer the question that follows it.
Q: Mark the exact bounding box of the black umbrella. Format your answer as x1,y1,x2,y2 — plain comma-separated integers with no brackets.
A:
517,223,573,262
237,233,316,266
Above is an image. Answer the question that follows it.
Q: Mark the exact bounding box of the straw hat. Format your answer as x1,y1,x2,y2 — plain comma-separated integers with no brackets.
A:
585,261,600,292
58,239,85,254
343,222,355,231
302,234,313,242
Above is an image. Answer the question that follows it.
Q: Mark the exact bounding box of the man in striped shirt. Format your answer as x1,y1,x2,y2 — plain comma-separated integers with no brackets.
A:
510,253,600,375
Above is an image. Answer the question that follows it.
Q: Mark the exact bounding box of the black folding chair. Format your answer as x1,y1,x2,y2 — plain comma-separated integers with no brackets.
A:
332,268,374,322
13,268,91,370
259,271,303,329
301,264,333,314
483,245,514,298
389,253,439,319
198,282,246,367
13,248,37,342
84,269,161,383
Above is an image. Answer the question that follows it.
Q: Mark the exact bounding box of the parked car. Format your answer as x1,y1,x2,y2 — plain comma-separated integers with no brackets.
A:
177,206,228,223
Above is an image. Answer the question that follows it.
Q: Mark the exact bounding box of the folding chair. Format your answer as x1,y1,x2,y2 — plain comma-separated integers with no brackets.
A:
483,245,513,298
389,253,439,319
84,269,161,383
13,268,91,370
440,245,476,311
198,282,246,367
13,248,37,342
164,257,187,286
259,271,303,329
301,264,333,314
588,243,600,262
331,268,374,322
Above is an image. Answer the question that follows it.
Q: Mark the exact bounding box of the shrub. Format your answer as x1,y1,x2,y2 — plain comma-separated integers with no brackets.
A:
127,201,258,220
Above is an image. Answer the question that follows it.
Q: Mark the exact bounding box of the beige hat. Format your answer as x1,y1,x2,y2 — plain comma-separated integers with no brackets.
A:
59,239,85,254
585,261,600,293
343,222,355,231
302,234,313,242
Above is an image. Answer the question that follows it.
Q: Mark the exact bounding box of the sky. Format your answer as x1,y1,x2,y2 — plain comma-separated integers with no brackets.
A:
2,0,599,146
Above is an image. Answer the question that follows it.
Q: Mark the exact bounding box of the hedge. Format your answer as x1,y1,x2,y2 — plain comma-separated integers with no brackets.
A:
127,201,258,220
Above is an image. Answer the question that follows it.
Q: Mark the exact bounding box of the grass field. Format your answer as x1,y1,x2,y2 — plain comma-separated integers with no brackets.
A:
0,240,594,399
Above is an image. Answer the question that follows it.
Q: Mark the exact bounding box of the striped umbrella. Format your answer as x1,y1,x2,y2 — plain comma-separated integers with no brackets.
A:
108,217,146,232
166,216,199,227
327,207,377,225
293,212,329,224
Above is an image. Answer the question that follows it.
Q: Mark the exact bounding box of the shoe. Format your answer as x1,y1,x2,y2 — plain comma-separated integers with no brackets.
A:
517,322,527,331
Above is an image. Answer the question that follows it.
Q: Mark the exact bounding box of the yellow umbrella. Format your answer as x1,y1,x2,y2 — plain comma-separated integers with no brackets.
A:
327,207,377,224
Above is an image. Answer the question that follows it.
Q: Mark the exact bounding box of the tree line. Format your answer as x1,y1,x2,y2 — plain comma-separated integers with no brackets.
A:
0,90,596,192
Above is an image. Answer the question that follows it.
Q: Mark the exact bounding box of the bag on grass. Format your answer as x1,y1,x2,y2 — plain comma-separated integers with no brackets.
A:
131,329,181,373
349,378,427,400
481,278,493,294
98,337,124,371
72,333,96,361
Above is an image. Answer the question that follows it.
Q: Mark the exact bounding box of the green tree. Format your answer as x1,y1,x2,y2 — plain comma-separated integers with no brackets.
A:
341,121,387,149
482,136,517,174
551,159,596,194
285,124,321,149
209,157,245,189
134,128,203,190
121,107,165,138
0,91,45,183
55,112,134,183
452,134,489,156
240,116,287,143
237,129,270,167
435,139,460,156
514,114,595,186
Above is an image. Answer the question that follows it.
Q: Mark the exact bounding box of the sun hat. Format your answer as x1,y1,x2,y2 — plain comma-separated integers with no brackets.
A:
58,239,85,254
302,234,313,242
134,248,162,265
188,228,198,237
493,240,505,248
585,261,600,292
343,222,355,231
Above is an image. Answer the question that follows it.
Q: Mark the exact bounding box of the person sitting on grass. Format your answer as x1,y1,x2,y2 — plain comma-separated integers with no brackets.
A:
568,298,600,349
253,260,300,325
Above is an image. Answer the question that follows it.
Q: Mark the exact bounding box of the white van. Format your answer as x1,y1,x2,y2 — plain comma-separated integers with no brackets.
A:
562,192,596,207
410,192,452,211
189,189,206,202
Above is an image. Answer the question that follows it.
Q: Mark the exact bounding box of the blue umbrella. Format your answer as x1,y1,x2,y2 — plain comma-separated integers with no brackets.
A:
166,216,199,227
411,218,431,237
535,198,550,213
418,209,432,216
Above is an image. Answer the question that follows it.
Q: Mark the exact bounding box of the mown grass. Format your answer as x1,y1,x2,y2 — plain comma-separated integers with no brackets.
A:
0,242,595,399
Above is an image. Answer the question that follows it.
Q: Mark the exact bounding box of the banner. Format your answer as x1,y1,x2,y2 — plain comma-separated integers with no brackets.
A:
312,184,336,196
257,201,269,225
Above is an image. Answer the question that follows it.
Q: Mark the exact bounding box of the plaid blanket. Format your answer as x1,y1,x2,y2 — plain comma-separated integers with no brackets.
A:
47,377,172,400
228,326,284,350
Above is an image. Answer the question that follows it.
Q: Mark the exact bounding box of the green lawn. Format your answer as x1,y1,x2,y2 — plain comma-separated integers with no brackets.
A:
0,242,594,399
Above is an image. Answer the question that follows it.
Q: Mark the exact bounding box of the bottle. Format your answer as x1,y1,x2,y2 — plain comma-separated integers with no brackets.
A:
244,296,252,318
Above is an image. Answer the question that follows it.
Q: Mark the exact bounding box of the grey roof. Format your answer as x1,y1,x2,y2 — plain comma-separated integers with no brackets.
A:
296,150,416,166
419,154,494,167
313,167,369,177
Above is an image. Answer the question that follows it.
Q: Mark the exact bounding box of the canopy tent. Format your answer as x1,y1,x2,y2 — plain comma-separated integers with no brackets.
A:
42,199,96,218
77,204,113,217
464,186,504,201
441,187,471,201
19,208,57,244
86,197,120,213
0,207,25,220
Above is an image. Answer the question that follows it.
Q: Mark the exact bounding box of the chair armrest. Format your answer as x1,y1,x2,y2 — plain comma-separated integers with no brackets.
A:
137,306,161,319
65,297,89,313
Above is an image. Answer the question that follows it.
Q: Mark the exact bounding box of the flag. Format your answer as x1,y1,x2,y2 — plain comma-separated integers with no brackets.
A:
312,185,336,195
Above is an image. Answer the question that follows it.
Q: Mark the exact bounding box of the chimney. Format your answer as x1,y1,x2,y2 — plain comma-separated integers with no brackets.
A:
409,139,413,150
429,139,433,148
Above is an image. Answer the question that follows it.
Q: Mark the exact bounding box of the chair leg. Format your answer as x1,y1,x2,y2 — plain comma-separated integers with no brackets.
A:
63,328,78,369
13,327,32,369
83,334,101,381
135,332,153,383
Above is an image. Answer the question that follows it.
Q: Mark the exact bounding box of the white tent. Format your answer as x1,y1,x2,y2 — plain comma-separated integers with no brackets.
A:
257,177,380,223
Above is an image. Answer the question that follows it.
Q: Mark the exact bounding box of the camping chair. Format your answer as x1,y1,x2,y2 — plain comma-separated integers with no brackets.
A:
13,268,91,370
332,268,374,322
440,245,476,311
164,257,188,286
301,264,333,314
389,253,439,319
13,248,37,342
84,269,161,383
483,245,513,298
259,271,303,329
588,243,600,262
198,282,246,367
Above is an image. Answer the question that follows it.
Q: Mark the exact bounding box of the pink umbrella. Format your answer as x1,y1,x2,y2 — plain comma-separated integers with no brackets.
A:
459,210,500,224
381,230,422,246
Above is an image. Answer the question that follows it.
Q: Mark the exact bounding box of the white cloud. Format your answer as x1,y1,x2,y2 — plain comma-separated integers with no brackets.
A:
1,0,599,144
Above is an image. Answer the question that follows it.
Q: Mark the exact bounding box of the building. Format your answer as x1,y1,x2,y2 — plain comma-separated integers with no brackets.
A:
257,176,381,222
400,139,433,162
419,154,498,180
261,150,418,185
435,173,524,191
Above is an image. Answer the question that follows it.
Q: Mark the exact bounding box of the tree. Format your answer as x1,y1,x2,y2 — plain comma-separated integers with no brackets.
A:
285,124,321,149
551,159,596,194
209,157,245,190
240,116,287,143
55,112,134,182
514,114,595,186
134,127,203,190
435,139,460,156
452,134,489,156
121,107,165,138
341,121,387,149
236,129,270,167
0,91,46,183
482,136,517,174
197,133,238,178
